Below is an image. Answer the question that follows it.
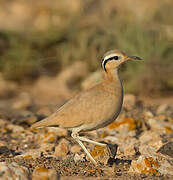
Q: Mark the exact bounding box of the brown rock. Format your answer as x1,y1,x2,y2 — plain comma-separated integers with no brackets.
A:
48,128,68,137
54,138,69,157
71,144,81,153
32,167,57,180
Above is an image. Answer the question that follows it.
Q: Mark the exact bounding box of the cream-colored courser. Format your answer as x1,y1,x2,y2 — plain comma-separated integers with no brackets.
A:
31,50,142,164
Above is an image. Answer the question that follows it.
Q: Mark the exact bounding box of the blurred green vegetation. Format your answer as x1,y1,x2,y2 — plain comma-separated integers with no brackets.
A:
0,0,173,95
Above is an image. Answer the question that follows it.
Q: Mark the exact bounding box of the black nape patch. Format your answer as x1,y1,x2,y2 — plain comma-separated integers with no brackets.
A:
102,56,119,72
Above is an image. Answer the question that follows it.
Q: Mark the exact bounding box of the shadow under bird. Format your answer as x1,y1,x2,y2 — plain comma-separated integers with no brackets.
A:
31,49,142,164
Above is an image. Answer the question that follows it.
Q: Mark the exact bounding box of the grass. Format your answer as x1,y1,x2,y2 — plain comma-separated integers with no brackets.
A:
0,1,172,95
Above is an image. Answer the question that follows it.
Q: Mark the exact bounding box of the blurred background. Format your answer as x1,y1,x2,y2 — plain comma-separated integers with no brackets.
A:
0,0,173,99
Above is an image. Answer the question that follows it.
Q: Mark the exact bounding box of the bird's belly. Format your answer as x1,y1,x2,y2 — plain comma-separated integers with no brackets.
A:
80,94,123,132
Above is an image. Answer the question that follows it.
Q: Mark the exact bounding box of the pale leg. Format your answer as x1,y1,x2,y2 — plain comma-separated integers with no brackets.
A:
71,132,97,164
78,136,107,147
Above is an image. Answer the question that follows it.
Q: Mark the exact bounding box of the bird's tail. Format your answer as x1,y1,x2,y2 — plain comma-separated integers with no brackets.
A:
31,116,58,129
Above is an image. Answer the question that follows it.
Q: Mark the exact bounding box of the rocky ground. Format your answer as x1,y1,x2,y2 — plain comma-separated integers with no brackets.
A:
0,68,173,180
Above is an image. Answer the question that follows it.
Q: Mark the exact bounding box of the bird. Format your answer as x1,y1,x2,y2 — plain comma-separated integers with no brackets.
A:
31,49,142,164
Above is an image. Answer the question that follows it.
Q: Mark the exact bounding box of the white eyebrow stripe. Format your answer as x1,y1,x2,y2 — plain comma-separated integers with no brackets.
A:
102,53,117,68
104,54,117,61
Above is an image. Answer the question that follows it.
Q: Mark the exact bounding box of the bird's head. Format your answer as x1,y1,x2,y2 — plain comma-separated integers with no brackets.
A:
101,50,142,72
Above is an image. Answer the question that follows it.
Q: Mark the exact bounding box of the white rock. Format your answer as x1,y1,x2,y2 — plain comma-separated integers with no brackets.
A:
158,159,173,176
0,162,29,180
129,155,160,174
104,136,119,144
157,104,168,114
129,155,173,175
144,111,154,118
139,131,163,148
73,153,85,163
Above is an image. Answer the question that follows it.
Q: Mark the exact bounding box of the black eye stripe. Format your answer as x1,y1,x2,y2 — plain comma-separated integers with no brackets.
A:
107,56,119,61
102,56,119,72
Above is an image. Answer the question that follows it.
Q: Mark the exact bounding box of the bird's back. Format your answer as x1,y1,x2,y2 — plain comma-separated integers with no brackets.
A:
31,79,123,131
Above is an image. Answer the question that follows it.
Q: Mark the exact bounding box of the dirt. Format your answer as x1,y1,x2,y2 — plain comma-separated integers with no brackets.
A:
0,79,173,179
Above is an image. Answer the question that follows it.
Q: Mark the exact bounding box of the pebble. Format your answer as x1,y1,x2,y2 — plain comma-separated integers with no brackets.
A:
17,150,41,159
71,144,81,153
48,127,68,137
54,138,69,157
0,162,29,180
156,104,169,114
32,167,58,180
73,153,85,163
129,155,160,175
139,131,162,148
129,155,173,176
121,143,136,156
157,141,173,158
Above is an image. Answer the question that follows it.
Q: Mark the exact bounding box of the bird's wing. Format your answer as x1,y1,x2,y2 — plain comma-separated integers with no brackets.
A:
31,84,116,129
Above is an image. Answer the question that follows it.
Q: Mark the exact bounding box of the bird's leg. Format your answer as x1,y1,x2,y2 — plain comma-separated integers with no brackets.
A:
71,132,97,165
78,136,107,147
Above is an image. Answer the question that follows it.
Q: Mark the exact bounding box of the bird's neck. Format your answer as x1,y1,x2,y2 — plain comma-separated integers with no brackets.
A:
104,68,120,82
103,68,123,95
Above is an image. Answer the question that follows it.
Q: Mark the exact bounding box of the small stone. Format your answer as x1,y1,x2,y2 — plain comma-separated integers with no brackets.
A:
54,138,69,157
17,150,41,159
139,145,157,156
71,145,81,153
40,143,54,152
156,104,169,114
6,124,24,133
42,131,57,143
0,146,11,156
157,141,173,158
104,136,119,144
129,155,160,175
121,143,136,156
73,153,85,163
139,131,162,149
48,127,68,137
0,162,29,180
144,111,154,119
158,159,173,176
32,167,57,180
103,166,115,177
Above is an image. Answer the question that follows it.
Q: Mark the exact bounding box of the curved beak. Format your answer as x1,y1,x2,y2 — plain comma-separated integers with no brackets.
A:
127,56,142,61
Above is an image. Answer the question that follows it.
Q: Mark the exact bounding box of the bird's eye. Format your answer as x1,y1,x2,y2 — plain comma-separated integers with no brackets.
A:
105,56,119,61
114,56,119,60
